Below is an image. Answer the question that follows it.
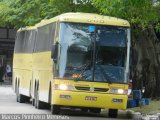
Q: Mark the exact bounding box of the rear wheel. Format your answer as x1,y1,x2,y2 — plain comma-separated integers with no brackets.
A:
32,99,35,106
34,87,45,109
108,109,118,118
16,81,29,103
17,93,25,103
89,108,101,113
51,105,60,114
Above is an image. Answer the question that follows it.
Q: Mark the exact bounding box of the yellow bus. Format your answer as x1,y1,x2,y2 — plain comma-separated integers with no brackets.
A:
13,13,131,118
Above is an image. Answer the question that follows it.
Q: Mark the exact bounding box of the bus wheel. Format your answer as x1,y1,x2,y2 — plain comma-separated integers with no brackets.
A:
34,90,44,109
108,109,118,118
89,108,101,113
17,91,30,103
81,108,88,112
51,105,60,114
17,93,25,103
32,99,35,106
16,83,25,103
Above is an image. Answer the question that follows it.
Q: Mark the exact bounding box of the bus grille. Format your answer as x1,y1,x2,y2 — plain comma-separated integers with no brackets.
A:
75,86,90,91
75,86,109,92
94,88,109,92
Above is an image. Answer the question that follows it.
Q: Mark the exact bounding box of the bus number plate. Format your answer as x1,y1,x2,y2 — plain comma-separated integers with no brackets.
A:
85,96,97,101
112,98,123,103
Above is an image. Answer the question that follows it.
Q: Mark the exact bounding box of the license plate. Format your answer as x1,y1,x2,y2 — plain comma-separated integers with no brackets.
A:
112,98,123,103
85,96,97,101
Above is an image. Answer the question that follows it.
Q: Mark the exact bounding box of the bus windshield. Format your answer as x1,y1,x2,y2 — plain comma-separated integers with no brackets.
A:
56,22,129,83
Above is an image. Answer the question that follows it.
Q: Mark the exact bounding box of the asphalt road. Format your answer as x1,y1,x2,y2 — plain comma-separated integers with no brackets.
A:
0,82,132,120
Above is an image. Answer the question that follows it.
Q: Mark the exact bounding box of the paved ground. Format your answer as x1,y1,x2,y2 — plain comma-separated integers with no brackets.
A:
0,80,132,120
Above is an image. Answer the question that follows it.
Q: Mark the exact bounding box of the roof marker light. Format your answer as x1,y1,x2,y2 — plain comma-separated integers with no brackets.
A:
100,20,104,23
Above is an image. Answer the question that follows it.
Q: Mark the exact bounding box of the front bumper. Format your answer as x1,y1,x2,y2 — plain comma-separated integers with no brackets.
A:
52,90,128,109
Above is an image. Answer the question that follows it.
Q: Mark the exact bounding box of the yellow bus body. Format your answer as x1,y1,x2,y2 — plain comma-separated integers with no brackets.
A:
32,52,52,102
13,13,131,115
13,53,33,96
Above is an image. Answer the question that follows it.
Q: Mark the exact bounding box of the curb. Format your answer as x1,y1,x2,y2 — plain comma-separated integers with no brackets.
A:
132,112,160,120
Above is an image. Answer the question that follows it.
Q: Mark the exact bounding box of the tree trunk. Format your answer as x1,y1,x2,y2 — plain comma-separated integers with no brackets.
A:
132,26,160,99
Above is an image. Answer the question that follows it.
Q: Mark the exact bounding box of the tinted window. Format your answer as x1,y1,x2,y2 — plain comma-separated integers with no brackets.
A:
14,30,36,53
24,31,36,53
34,23,56,52
56,22,128,83
14,31,25,53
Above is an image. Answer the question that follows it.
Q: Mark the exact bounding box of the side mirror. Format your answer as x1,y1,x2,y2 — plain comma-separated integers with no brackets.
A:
51,42,59,63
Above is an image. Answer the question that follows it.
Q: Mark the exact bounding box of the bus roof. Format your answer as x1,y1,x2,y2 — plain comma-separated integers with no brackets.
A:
17,26,37,32
36,12,130,27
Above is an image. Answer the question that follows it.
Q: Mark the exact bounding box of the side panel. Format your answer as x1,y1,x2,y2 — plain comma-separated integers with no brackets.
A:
13,53,33,96
32,51,52,102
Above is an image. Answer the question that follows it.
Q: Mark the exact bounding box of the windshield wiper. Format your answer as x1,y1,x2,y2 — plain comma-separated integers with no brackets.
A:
66,63,91,81
74,63,91,81
97,65,112,83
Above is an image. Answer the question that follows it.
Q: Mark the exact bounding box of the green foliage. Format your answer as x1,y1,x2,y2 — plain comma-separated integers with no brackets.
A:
0,0,96,28
92,0,160,29
1,0,160,29
155,22,160,32
0,0,41,27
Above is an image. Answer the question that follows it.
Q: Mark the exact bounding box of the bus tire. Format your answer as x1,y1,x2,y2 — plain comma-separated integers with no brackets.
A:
108,109,118,118
32,99,35,106
35,99,44,109
17,94,25,103
16,81,26,103
89,108,101,113
34,87,45,109
51,105,60,114
16,90,26,103
15,78,17,92
17,92,30,103
81,108,88,112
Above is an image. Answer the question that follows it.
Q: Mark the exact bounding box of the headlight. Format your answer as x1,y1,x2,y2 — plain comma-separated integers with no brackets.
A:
54,84,75,91
59,84,67,90
118,89,124,94
109,88,128,95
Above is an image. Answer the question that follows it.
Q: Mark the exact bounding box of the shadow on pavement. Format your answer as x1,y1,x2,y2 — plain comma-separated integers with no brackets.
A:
57,108,132,119
0,77,12,86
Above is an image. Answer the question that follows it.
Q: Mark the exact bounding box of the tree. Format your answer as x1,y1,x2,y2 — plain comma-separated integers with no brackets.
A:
93,0,160,98
0,0,96,28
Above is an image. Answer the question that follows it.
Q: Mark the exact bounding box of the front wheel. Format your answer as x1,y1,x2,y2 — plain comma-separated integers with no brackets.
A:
89,108,101,113
81,108,88,112
108,109,118,118
51,105,60,114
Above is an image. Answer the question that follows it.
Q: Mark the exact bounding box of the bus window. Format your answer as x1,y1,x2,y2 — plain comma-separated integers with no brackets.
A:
34,23,56,52
55,22,128,83
14,31,25,53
